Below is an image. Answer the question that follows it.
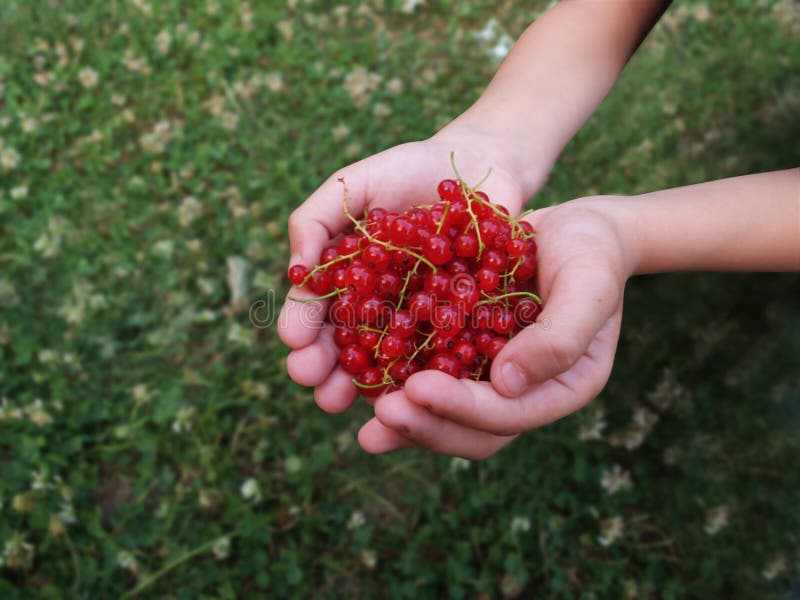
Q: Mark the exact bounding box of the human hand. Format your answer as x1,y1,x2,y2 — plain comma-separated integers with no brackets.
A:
278,129,551,417
358,197,634,459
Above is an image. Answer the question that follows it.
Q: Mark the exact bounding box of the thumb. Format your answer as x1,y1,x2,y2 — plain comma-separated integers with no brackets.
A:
490,262,620,397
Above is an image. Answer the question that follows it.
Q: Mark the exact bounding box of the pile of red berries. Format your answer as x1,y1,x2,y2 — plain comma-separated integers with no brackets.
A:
288,175,541,397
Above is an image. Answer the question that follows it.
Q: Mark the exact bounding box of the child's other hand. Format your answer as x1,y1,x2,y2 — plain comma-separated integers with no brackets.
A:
359,198,633,459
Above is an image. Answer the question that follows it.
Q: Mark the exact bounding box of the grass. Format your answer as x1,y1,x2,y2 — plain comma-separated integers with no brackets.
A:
0,0,798,597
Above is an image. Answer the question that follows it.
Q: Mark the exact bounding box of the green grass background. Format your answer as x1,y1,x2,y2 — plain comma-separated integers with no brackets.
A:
0,0,798,597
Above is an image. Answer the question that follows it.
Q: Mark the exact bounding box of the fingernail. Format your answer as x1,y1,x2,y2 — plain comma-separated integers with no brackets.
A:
502,362,528,396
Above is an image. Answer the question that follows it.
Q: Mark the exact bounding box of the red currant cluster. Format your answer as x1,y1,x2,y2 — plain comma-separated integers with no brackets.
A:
288,175,541,397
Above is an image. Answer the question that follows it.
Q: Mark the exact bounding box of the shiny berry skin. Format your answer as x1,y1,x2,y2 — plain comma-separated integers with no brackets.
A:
478,219,499,244
329,295,358,327
392,249,415,271
475,267,500,292
453,340,477,365
288,264,309,286
363,243,391,270
358,328,381,350
390,217,416,245
334,326,359,347
321,247,339,264
388,309,417,338
482,249,506,272
432,304,464,337
454,232,479,258
424,271,451,297
514,253,537,281
332,268,348,290
340,344,370,374
339,234,362,254
357,367,386,397
449,274,480,312
423,234,454,265
447,258,470,275
426,353,460,377
437,179,462,202
506,238,526,258
380,334,406,359
475,331,494,353
485,337,507,359
389,359,420,382
307,269,333,295
408,207,431,229
346,265,376,295
408,291,435,321
376,271,402,297
491,307,514,335
367,207,388,221
359,295,389,326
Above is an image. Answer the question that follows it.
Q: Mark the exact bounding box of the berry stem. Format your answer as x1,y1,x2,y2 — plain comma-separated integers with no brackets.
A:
477,291,542,305
287,288,345,302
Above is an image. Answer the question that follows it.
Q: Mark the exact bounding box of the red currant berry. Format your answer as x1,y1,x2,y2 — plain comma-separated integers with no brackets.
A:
288,264,309,286
334,326,359,347
437,179,462,202
307,269,333,295
423,234,454,265
363,243,391,271
357,367,387,397
380,334,406,359
376,271,402,297
340,344,370,374
425,352,460,377
506,238,526,258
490,307,514,335
388,309,417,338
408,291,435,321
475,267,500,292
454,233,479,258
485,337,507,359
345,265,376,295
482,249,506,272
453,340,477,365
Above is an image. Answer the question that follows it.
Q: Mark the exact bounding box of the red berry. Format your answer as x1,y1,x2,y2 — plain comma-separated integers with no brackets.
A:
389,359,420,382
423,234,454,265
490,307,514,335
475,267,500,292
363,243,391,270
485,337,507,359
515,298,541,326
390,217,416,245
432,304,464,337
307,269,333,295
346,265,376,295
482,249,506,272
426,352,460,377
334,326,359,347
424,271,451,297
437,179,462,202
357,367,387,397
408,291,435,321
339,234,362,254
358,328,381,350
453,340,477,365
340,344,370,374
376,271,402,297
359,295,389,326
506,238,526,258
388,309,417,338
380,334,406,359
455,232,479,258
288,264,309,286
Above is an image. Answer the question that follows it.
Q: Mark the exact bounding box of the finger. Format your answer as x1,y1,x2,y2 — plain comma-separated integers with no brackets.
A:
285,323,338,387
373,390,517,460
277,287,329,349
491,259,621,396
358,417,416,453
314,365,360,414
405,313,621,435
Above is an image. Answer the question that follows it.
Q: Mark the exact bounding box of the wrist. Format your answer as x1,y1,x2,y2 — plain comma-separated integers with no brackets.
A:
431,117,555,200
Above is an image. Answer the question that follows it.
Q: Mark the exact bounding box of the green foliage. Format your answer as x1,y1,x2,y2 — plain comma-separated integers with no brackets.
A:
0,0,798,597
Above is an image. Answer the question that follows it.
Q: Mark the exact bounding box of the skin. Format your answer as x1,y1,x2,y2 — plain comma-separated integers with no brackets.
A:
278,0,800,459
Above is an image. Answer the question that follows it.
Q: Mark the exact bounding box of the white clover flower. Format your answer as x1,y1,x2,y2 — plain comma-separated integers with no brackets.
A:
762,554,787,581
401,0,427,14
78,67,98,88
26,399,53,427
265,72,284,92
450,457,471,471
703,505,730,536
131,0,152,16
1,147,21,170
386,77,403,95
331,123,350,141
152,239,175,258
131,384,151,404
219,111,239,131
343,66,381,107
206,1,220,15
598,516,624,547
171,406,196,434
155,30,172,55
117,550,139,573
177,195,203,227
600,465,633,495
578,409,607,441
510,516,531,535
21,117,38,133
227,322,253,346
3,532,35,571
347,510,366,530
212,536,231,560
240,478,261,503
373,102,392,119
58,502,76,525
10,185,28,199
360,549,378,569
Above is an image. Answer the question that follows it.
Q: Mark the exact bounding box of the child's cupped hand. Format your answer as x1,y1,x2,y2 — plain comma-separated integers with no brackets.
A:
278,137,632,459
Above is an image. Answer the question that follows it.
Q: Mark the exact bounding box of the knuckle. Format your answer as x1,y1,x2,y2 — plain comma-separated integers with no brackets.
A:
544,335,582,375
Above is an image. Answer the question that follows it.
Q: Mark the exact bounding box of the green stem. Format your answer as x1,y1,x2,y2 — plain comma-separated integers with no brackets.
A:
477,291,542,305
287,288,344,302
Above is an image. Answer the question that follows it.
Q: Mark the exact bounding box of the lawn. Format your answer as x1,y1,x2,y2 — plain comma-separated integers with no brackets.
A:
0,0,798,597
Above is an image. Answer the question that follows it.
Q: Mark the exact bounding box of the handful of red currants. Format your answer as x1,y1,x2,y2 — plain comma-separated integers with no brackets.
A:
288,171,541,397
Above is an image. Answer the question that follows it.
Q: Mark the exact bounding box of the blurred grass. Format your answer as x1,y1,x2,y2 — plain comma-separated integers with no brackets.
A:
0,0,798,597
